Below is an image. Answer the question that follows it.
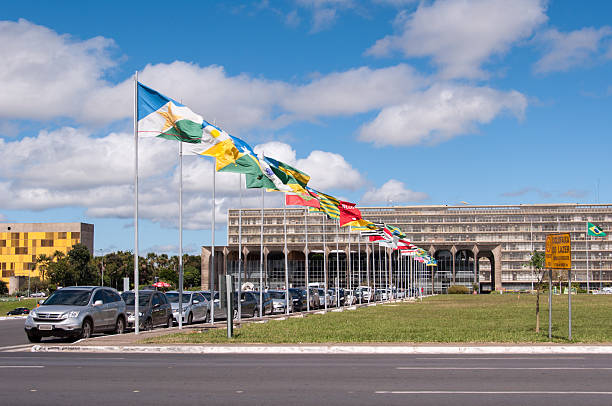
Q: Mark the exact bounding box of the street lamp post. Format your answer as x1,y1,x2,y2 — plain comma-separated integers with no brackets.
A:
97,249,105,286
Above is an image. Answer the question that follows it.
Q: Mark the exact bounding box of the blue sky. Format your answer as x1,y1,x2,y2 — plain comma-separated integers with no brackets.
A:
1,0,611,255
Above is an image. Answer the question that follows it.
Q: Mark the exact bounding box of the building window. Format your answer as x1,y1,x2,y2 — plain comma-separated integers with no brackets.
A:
40,240,54,247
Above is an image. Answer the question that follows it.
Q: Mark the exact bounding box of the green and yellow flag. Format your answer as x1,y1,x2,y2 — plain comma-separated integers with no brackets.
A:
588,222,606,237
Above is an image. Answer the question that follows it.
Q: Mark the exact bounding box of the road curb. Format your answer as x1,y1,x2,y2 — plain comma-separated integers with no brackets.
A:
30,344,612,355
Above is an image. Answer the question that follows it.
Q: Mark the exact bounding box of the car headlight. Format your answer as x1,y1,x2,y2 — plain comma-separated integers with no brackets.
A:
138,312,143,317
29,310,37,318
61,311,79,319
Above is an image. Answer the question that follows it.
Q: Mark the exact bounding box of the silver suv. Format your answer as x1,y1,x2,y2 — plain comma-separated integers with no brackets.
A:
24,286,127,343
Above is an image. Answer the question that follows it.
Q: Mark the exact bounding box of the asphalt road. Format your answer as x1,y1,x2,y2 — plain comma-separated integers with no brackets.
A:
0,318,29,348
1,353,612,405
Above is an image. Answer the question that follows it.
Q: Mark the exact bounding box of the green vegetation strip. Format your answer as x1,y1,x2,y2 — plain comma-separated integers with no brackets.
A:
143,294,612,344
0,298,38,315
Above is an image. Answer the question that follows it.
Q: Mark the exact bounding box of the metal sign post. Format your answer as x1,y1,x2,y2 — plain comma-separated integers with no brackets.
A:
545,233,572,341
226,274,233,339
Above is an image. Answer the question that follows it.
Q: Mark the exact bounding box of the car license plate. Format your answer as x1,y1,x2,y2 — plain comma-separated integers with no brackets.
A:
38,324,53,330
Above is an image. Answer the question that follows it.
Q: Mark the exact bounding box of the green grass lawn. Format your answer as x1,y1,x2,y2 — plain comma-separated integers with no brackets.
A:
0,298,38,315
143,294,612,344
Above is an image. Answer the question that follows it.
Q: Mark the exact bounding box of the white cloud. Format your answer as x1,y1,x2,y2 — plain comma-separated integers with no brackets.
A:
253,141,365,191
533,27,612,73
296,0,355,32
0,19,117,122
366,0,548,79
0,129,360,229
281,64,424,117
358,84,527,146
361,179,428,205
296,150,364,190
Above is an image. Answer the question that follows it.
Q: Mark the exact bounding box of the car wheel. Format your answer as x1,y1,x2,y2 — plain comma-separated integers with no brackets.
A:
144,318,153,331
233,308,238,319
166,315,173,328
253,308,259,318
81,319,93,340
204,311,211,323
187,312,193,325
26,331,42,343
114,317,126,335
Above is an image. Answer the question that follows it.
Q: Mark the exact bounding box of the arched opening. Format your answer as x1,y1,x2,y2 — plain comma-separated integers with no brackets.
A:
434,250,452,293
455,249,475,291
266,251,284,289
477,255,493,293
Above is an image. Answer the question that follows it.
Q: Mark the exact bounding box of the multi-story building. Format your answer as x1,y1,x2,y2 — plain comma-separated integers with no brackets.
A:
0,223,94,292
201,204,612,293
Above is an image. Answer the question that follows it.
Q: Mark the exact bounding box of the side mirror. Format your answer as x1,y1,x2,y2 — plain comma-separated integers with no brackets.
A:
153,303,160,308
38,299,45,305
214,299,219,303
241,299,246,302
193,300,200,304
94,300,103,306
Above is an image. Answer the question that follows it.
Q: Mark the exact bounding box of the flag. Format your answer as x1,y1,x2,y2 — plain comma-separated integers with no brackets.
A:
266,156,310,192
588,222,606,237
350,220,380,232
137,82,203,143
339,200,361,227
385,224,406,239
308,188,341,220
286,192,320,208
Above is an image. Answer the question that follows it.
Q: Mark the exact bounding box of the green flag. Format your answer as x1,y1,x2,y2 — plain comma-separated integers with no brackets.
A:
588,222,606,237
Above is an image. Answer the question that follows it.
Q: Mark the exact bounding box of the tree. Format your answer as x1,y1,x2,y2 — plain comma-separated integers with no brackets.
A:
526,250,546,333
0,280,7,295
35,254,52,281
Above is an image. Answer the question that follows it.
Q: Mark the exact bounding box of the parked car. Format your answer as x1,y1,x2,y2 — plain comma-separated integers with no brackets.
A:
288,288,307,312
200,290,231,320
344,289,356,305
268,290,288,314
121,290,173,331
7,307,29,316
24,286,127,343
317,288,332,308
356,286,372,302
253,291,273,316
166,291,209,325
30,292,46,298
238,291,261,318
303,287,320,309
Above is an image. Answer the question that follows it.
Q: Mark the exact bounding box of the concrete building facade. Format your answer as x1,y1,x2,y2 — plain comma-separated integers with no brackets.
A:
201,204,612,293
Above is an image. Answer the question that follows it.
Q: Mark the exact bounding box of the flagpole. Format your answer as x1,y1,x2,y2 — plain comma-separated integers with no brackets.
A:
305,208,310,312
378,243,382,303
133,71,140,335
210,163,216,325
284,197,289,314
348,233,351,304
372,240,376,302
385,247,389,301
178,142,184,330
237,174,242,321
259,188,264,318
586,221,590,293
358,236,362,305
323,214,328,311
336,220,340,308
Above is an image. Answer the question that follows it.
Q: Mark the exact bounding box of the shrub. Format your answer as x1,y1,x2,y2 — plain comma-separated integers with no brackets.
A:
447,285,469,294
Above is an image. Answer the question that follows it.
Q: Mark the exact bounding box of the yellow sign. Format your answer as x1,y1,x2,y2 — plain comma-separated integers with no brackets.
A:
545,233,572,270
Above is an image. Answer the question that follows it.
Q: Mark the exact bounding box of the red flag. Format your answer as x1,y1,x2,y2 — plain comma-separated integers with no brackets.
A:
339,200,361,226
285,192,320,208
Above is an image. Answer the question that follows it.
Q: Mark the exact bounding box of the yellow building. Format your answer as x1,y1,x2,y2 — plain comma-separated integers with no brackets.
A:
0,223,94,288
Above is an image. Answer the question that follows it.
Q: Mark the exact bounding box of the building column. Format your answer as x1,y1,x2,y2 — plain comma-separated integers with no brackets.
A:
263,247,269,289
451,245,457,285
242,247,249,283
200,247,211,290
472,245,480,289
493,245,503,291
365,243,371,287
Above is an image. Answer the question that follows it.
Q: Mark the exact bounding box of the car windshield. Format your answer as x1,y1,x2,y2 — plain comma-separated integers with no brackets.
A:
165,292,191,304
43,289,91,306
268,291,285,299
201,292,219,301
121,292,151,307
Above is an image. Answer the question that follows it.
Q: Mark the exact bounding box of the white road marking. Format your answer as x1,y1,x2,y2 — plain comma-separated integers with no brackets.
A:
414,357,585,360
0,344,34,352
397,367,612,370
0,366,44,368
376,391,612,395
